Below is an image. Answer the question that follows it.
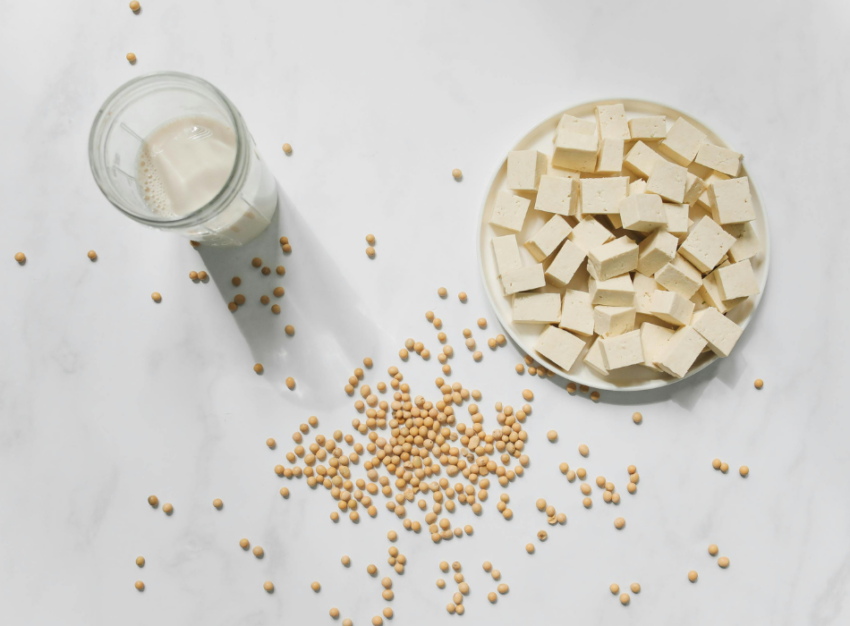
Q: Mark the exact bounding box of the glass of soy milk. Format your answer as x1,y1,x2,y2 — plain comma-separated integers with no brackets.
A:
89,72,278,246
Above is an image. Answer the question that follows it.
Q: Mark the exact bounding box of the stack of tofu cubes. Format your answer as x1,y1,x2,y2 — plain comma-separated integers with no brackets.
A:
489,103,762,380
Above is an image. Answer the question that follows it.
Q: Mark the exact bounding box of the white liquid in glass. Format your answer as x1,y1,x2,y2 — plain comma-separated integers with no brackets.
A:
135,115,277,244
137,116,236,218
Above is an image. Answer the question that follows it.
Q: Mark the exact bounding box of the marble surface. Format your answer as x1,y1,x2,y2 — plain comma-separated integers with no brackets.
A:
1,1,849,624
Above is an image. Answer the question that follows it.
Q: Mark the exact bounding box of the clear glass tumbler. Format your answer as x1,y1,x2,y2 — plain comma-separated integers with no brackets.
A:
89,72,278,246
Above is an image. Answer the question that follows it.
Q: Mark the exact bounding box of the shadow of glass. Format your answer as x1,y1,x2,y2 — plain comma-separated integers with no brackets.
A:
198,185,381,406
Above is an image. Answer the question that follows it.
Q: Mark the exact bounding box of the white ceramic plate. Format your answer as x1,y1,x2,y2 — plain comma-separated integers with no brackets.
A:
477,99,770,391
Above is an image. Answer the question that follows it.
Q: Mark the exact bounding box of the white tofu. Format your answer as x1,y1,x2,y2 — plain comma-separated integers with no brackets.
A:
696,172,729,211
553,128,599,173
656,326,707,378
580,177,629,215
628,116,666,141
708,177,756,225
524,215,572,262
588,236,639,281
607,213,623,229
678,216,736,273
647,160,688,203
490,191,531,232
512,292,561,324
491,235,522,276
716,259,760,300
658,117,707,166
692,307,743,357
725,222,762,263
633,272,662,315
536,175,579,216
557,113,596,136
629,179,648,196
559,289,594,336
639,322,674,371
596,138,625,174
534,325,585,372
594,306,636,337
699,269,746,314
589,274,634,306
545,240,587,287
655,254,702,298
583,337,609,376
501,264,545,295
595,103,631,140
624,141,664,178
620,193,667,232
600,329,644,370
637,228,678,277
649,290,695,327
507,150,548,191
664,203,690,236
547,162,581,179
694,144,742,177
569,217,614,252
683,173,707,205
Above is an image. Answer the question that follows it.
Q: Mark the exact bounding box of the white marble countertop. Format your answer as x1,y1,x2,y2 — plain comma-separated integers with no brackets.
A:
2,1,849,624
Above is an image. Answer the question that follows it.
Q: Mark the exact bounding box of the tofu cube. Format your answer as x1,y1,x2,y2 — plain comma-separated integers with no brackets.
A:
628,116,666,141
620,193,667,232
624,141,664,178
715,259,760,300
699,269,746,314
633,272,662,315
596,138,625,174
708,177,756,225
548,162,581,179
583,337,609,376
594,305,636,337
655,254,702,298
600,329,644,370
664,203,690,236
580,177,629,215
656,326,707,378
589,274,634,307
658,117,707,166
490,191,531,232
557,113,596,136
512,292,561,324
588,236,639,281
534,325,585,372
536,175,579,216
553,128,599,173
725,222,762,263
639,322,675,371
629,179,648,196
696,172,729,211
569,217,614,252
637,228,678,277
524,215,572,262
692,307,743,357
559,289,594,336
683,173,707,205
507,150,548,191
647,160,688,203
545,240,586,287
678,216,736,273
650,290,695,327
501,264,545,295
694,144,743,177
595,103,631,140
492,234,522,276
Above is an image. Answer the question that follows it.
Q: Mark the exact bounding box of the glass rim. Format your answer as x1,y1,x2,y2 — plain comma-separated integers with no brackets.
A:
88,71,249,228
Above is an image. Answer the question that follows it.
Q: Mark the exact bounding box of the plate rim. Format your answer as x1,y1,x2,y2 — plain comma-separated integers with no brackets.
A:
475,97,771,392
